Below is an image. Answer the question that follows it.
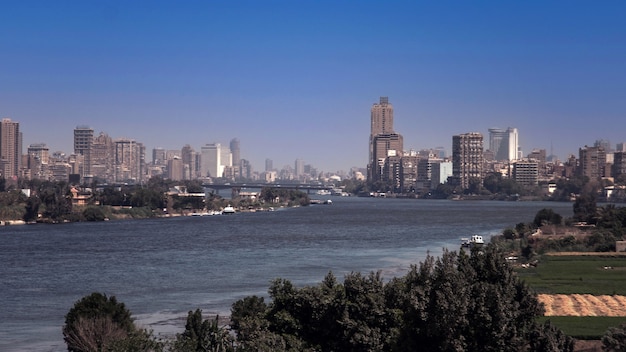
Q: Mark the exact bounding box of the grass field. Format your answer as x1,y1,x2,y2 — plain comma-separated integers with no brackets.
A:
516,255,626,339
516,255,626,295
538,316,626,339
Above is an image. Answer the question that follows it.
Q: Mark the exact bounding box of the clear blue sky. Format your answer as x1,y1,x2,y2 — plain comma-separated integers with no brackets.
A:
2,1,625,173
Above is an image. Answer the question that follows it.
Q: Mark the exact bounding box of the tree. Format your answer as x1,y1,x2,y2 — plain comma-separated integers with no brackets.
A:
173,309,234,352
63,292,136,352
603,322,626,351
573,191,597,223
533,208,563,228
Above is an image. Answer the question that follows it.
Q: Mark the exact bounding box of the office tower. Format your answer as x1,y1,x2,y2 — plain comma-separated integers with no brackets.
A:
265,158,273,172
240,159,252,179
73,126,94,177
368,97,403,182
230,138,240,168
452,132,484,189
616,143,626,153
488,127,519,162
0,118,22,178
220,146,232,169
295,158,304,177
201,143,222,178
578,145,607,179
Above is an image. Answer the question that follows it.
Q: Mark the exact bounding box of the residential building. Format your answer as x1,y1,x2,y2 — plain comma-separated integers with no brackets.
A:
91,132,114,182
513,161,539,186
452,132,484,189
613,152,626,178
73,126,93,178
0,118,22,178
400,155,418,193
167,157,184,181
578,145,607,180
152,147,166,165
114,139,143,183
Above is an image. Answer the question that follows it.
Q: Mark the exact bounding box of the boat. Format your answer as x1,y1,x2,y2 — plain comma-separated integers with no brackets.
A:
461,234,484,248
222,205,235,214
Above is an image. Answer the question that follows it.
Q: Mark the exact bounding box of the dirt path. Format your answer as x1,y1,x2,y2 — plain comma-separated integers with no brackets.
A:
539,294,626,316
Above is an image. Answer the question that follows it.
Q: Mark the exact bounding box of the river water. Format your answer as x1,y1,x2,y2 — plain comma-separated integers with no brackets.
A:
0,197,573,351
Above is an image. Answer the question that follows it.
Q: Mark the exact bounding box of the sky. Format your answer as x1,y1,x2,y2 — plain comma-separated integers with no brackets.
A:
2,1,626,174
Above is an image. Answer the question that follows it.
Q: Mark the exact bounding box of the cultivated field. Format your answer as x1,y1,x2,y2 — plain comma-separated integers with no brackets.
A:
539,294,626,316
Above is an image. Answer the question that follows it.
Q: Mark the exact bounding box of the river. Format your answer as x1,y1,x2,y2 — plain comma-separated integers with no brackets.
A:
0,197,573,351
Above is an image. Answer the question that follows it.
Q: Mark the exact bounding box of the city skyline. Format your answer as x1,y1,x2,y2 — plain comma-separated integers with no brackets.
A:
2,1,626,172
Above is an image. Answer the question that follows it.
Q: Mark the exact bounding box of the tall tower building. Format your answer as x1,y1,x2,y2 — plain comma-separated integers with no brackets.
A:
368,97,403,182
114,139,142,183
0,118,22,178
488,127,519,162
91,132,114,183
265,158,273,172
230,138,240,168
74,126,94,177
201,143,222,178
452,132,484,189
295,159,304,178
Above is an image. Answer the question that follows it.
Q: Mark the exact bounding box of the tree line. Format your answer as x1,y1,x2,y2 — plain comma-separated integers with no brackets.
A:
63,245,582,352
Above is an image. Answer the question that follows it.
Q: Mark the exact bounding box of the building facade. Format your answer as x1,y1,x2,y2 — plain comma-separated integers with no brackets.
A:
73,126,94,178
0,118,22,178
488,127,519,162
578,145,607,180
368,97,403,182
452,132,484,189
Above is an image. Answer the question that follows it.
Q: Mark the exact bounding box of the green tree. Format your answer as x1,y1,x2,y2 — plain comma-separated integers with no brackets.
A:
533,208,563,228
573,191,597,223
173,309,234,352
63,292,136,352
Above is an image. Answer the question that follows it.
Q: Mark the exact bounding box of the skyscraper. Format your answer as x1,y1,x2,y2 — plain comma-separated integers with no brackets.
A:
295,158,304,177
488,127,519,162
230,138,240,168
265,158,273,172
578,145,606,180
201,143,222,178
74,126,94,177
0,118,22,178
368,97,403,182
452,132,484,189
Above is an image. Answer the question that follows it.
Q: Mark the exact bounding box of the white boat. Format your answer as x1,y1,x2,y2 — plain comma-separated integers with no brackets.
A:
222,205,235,214
461,234,484,248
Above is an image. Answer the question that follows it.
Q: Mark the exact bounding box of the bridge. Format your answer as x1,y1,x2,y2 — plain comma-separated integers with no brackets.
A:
202,182,335,194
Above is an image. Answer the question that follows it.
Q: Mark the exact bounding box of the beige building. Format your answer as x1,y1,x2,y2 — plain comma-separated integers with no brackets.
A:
0,118,22,178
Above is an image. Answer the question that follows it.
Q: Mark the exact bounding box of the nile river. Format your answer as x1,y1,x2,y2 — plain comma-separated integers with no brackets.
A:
0,197,573,351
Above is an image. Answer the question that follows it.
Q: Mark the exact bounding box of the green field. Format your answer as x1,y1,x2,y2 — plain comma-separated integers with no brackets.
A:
516,255,626,338
516,255,626,295
538,316,626,339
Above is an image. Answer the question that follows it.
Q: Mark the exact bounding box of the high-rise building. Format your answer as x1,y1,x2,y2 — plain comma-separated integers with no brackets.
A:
265,158,273,172
201,143,222,178
613,152,626,178
115,139,142,183
368,96,405,183
488,127,519,162
0,118,22,179
91,132,114,182
73,126,94,177
230,138,240,168
152,148,166,165
167,157,184,181
616,143,626,153
295,159,304,177
579,145,606,180
452,132,484,189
